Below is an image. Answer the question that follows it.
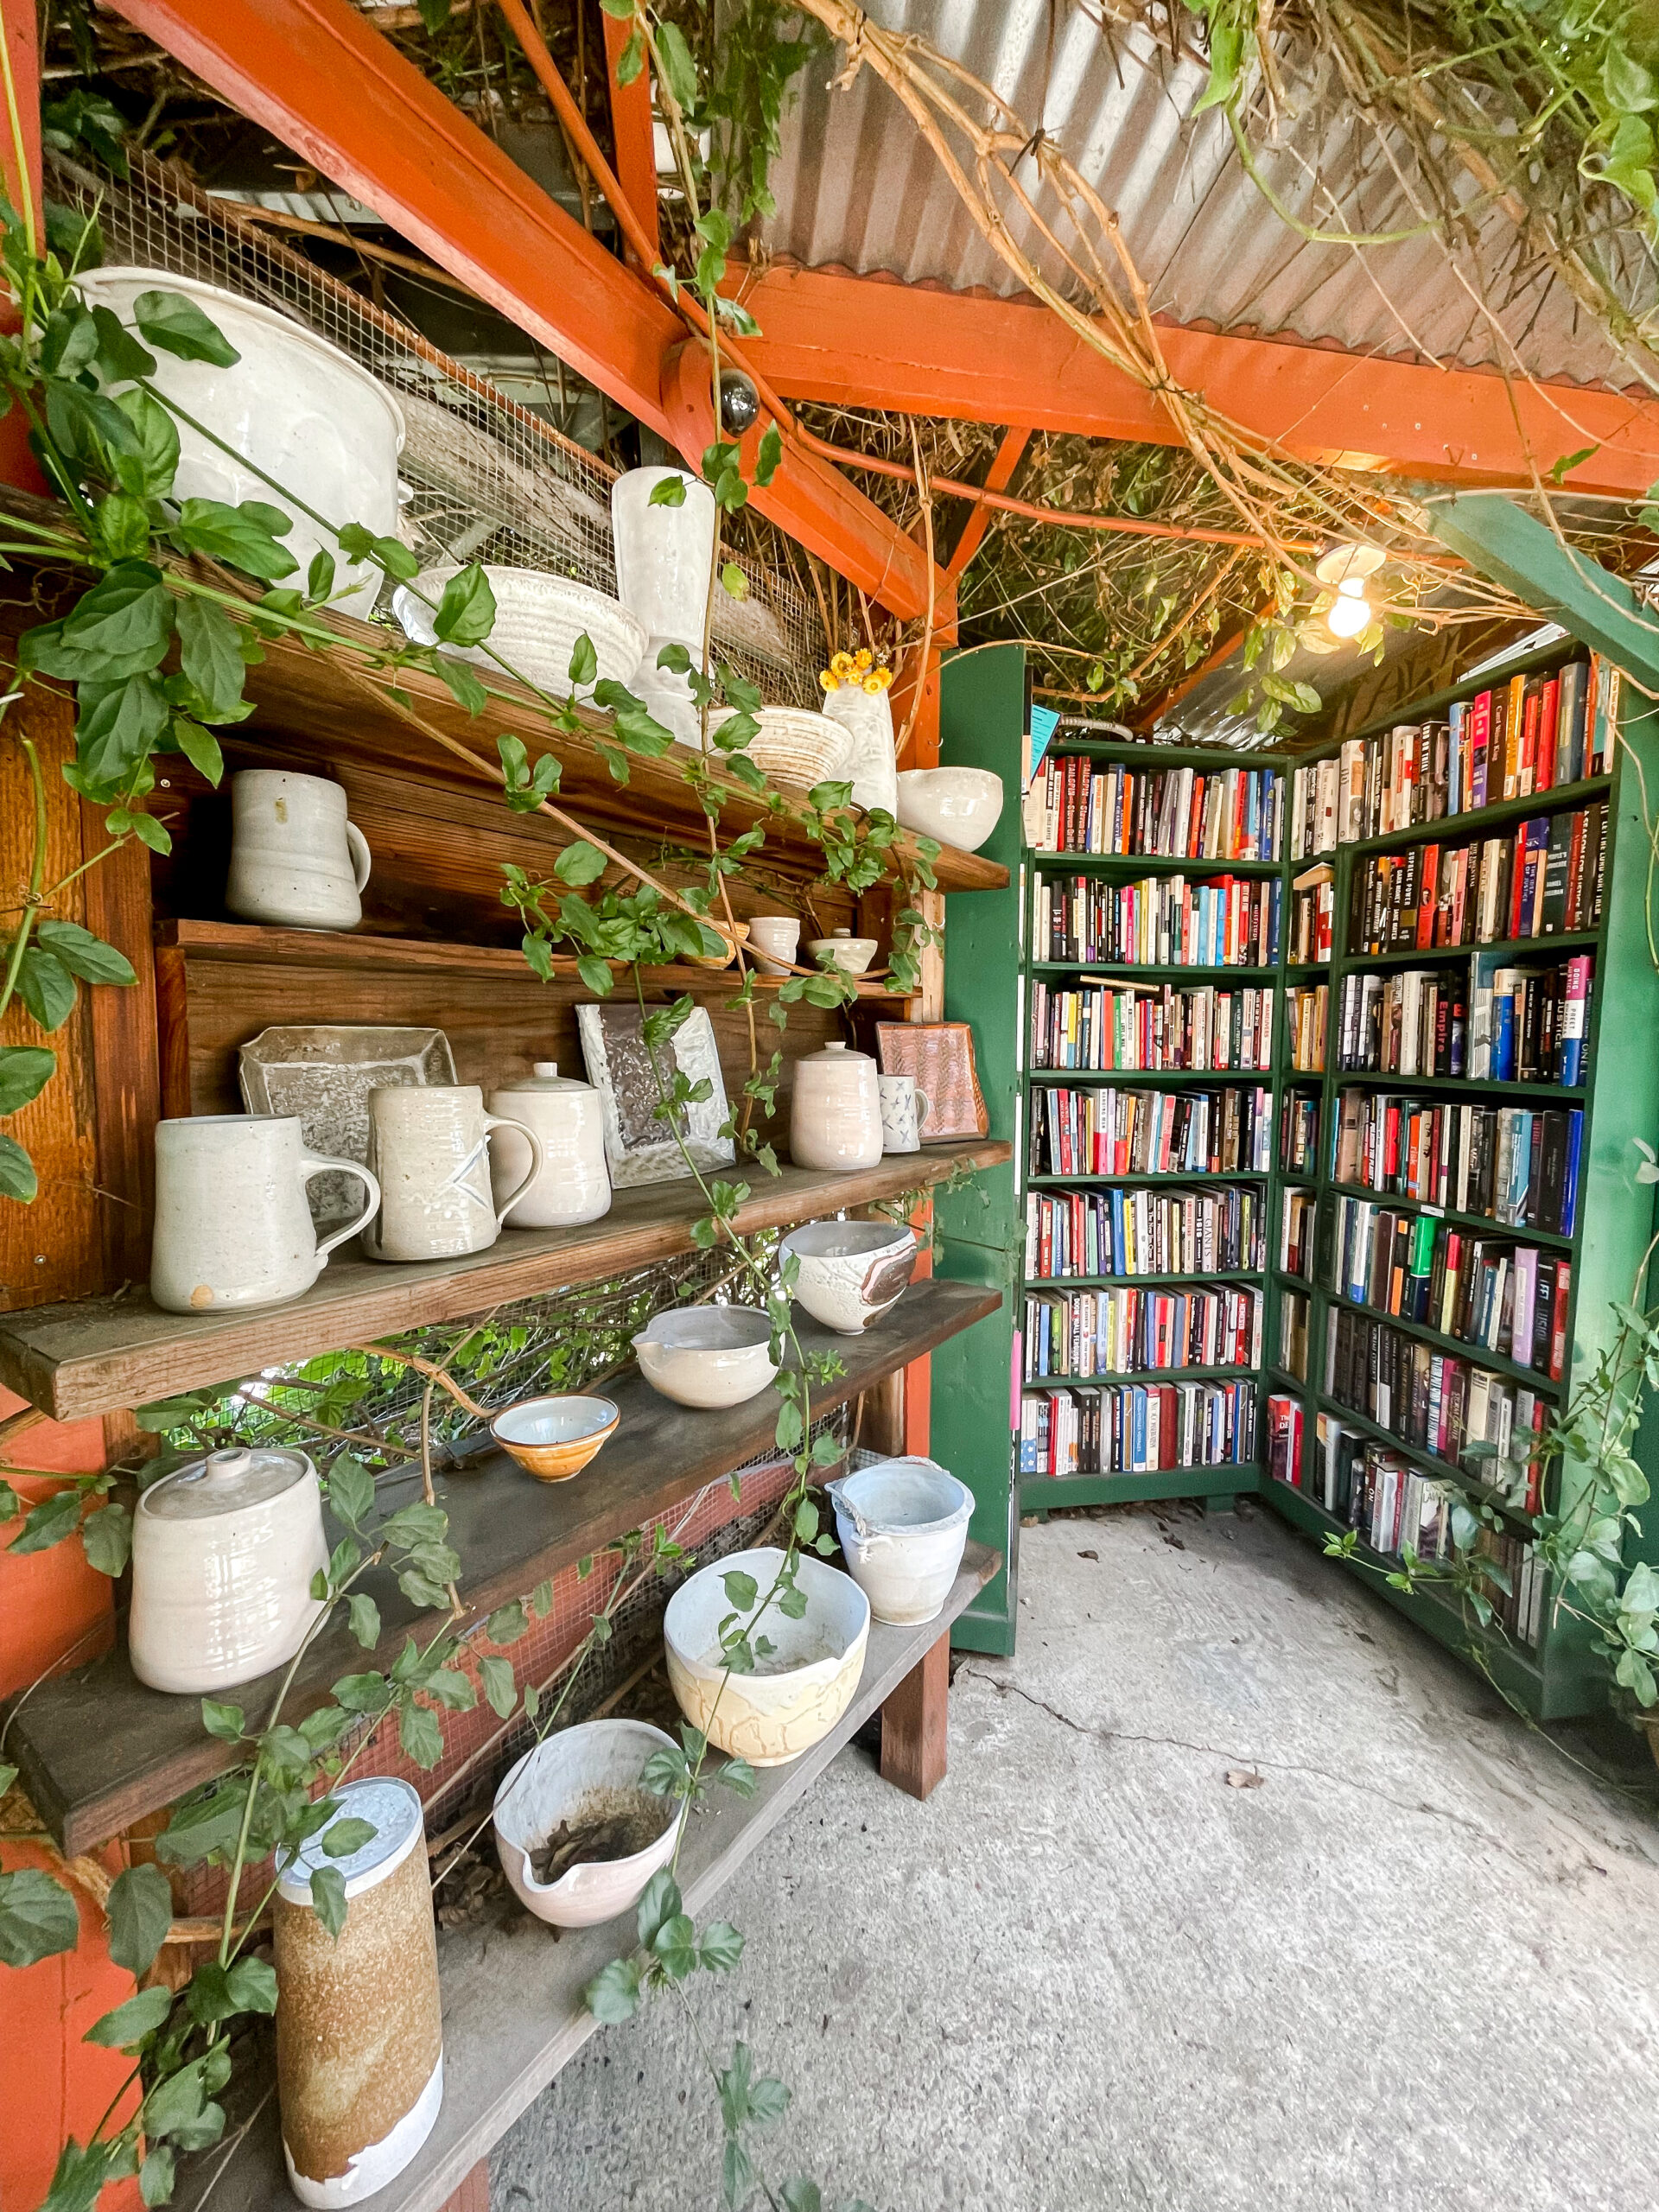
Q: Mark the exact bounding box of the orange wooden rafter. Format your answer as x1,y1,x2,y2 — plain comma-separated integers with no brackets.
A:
601,7,658,269
944,425,1032,581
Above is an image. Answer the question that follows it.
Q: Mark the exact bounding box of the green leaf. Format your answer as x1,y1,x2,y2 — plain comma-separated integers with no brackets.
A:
80,1501,132,1576
29,562,173,681
1606,47,1658,112
133,289,240,365
577,954,614,997
780,2183,821,2212
94,491,152,563
333,1669,391,1714
0,1043,57,1113
747,2072,790,2126
321,1816,377,1858
18,947,79,1033
341,1592,378,1650
35,920,136,987
138,2147,175,2208
635,1866,682,1949
309,1863,348,1939
38,2139,136,2212
699,1920,744,1971
486,1599,529,1645
648,472,688,507
754,422,783,488
398,1699,444,1769
112,389,181,499
568,631,598,688
721,1569,759,1612
174,595,247,723
187,1954,277,2024
72,672,170,791
432,562,497,647
720,561,748,601
554,838,608,885
615,23,645,84
718,1756,757,1797
0,1131,39,1202
436,657,490,716
657,21,699,110
105,1862,174,1978
85,1983,174,2048
7,1485,82,1554
479,1654,518,1718
199,1698,245,1742
584,1956,643,2022
0,1868,81,1966
652,1910,698,1979
173,499,297,582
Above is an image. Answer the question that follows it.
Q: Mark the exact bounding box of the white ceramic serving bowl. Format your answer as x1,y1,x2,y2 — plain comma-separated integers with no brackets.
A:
895,767,1005,852
490,1394,618,1483
632,1306,779,1408
805,932,878,977
79,269,404,619
393,566,645,701
715,707,850,791
664,1547,870,1766
779,1219,917,1336
829,1457,974,1626
493,1721,684,1928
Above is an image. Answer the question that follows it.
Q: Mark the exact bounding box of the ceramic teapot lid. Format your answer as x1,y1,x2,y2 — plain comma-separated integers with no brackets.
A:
801,1039,873,1065
276,1776,424,1905
143,1446,315,1519
495,1060,594,1094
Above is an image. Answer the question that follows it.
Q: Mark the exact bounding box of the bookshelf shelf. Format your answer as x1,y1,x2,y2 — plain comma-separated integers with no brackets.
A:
1025,1363,1259,1388
1020,1464,1258,1510
1325,1072,1585,1102
1320,1294,1565,1396
1335,930,1600,969
1027,1171,1272,1188
1325,1182,1575,1252
1309,1393,1537,1530
1033,853,1282,878
1348,774,1611,857
1030,962,1278,981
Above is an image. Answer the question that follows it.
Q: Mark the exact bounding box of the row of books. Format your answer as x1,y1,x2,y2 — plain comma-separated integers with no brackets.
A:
1332,1090,1584,1236
1286,982,1329,1071
1020,1379,1258,1478
1280,1092,1320,1174
1324,1305,1548,1512
1023,1284,1264,1380
1281,1189,1317,1280
1281,1287,1312,1382
1329,1196,1571,1379
1033,871,1282,970
1029,1084,1274,1179
1335,957,1588,1084
1348,801,1606,957
1029,982,1275,1074
1023,1183,1268,1281
1289,865,1335,963
1284,655,1611,853
1032,758,1283,861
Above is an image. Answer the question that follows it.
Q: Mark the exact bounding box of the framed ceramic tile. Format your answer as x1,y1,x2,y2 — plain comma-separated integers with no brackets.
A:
874,1021,989,1140
576,1001,734,1187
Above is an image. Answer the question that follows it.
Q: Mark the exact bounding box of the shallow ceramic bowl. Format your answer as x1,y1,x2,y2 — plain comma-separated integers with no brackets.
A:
806,935,878,977
632,1307,778,1408
493,1720,683,1927
664,1547,870,1766
828,1457,974,1625
394,566,645,702
779,1219,917,1336
895,767,1005,853
688,920,749,970
492,1395,618,1483
743,708,851,792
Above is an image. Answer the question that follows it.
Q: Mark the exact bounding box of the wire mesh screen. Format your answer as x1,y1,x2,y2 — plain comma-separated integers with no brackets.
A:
47,144,821,705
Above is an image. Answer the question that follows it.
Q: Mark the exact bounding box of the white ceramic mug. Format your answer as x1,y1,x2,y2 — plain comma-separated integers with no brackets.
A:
150,1115,378,1313
226,769,372,931
879,1074,930,1155
748,916,801,977
362,1084,544,1262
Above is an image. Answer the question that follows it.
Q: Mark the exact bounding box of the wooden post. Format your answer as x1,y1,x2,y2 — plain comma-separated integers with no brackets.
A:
879,1628,950,1800
435,2160,490,2212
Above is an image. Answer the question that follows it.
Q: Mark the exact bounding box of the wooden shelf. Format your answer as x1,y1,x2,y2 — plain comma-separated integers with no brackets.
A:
1023,1270,1262,1289
7,1278,1001,1854
1030,962,1277,980
168,1542,1001,2212
1023,1363,1258,1387
0,1141,1007,1423
1326,1071,1583,1101
1026,1171,1270,1187
1336,930,1599,969
1345,775,1611,858
1325,1181,1574,1250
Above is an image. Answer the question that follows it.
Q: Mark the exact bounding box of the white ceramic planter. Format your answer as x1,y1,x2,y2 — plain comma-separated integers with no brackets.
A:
129,1446,329,1694
821,683,899,817
610,466,716,747
895,767,1005,852
632,1306,778,1408
493,1721,684,1928
79,269,404,617
486,1064,612,1228
393,566,644,701
829,1458,974,1625
779,1219,917,1335
789,1041,883,1173
664,1547,870,1766
226,769,372,931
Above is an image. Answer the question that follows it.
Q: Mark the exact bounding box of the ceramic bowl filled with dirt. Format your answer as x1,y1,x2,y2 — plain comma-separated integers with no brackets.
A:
493,1719,684,1928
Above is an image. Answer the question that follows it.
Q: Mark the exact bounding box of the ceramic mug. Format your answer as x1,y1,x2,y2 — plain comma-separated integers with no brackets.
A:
748,916,801,977
362,1084,544,1262
150,1115,379,1313
879,1074,930,1155
226,769,372,931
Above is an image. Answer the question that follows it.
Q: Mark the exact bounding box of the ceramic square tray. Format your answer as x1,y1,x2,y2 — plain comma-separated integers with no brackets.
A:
238,1025,456,1228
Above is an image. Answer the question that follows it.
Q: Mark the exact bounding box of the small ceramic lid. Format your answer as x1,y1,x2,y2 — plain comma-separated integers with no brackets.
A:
800,1040,874,1066
277,1777,425,1905
142,1446,314,1520
493,1061,595,1095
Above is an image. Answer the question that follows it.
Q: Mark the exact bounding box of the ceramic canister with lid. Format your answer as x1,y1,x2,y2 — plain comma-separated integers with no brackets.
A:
789,1040,883,1173
275,1777,442,2209
486,1062,612,1228
129,1446,329,1695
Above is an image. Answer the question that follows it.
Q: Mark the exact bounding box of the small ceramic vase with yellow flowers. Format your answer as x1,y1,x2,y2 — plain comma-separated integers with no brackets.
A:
819,647,898,818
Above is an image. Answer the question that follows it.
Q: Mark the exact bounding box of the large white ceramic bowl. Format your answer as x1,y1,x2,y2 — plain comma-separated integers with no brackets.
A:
779,1219,917,1335
79,269,404,619
394,565,645,702
493,1721,683,1928
714,707,850,792
895,767,1005,852
829,1458,974,1626
632,1306,778,1408
664,1547,870,1766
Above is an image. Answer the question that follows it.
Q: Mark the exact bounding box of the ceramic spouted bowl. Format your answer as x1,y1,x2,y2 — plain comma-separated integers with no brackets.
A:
493,1720,684,1928
779,1219,917,1335
632,1306,778,1408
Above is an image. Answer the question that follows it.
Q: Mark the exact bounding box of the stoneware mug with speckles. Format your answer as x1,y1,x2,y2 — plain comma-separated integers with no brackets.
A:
360,1084,544,1262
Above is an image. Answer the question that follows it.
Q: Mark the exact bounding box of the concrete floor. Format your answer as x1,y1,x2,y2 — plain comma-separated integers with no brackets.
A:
491,1503,1659,2210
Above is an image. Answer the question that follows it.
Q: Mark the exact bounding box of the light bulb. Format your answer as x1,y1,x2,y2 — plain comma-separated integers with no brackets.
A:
1326,580,1371,639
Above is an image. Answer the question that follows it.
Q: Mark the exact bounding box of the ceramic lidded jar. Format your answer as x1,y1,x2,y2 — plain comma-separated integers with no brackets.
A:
275,1777,442,2209
789,1040,883,1173
129,1446,329,1694
486,1063,612,1228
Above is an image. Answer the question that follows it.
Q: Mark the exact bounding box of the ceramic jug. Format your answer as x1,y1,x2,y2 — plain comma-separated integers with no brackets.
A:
486,1063,612,1228
609,466,716,749
129,1446,329,1694
879,1073,930,1155
150,1115,378,1313
789,1040,883,1173
226,769,372,931
361,1084,544,1262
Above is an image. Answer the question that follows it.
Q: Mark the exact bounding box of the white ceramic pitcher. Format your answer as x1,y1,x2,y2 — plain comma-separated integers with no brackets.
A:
226,769,372,931
150,1115,378,1313
362,1085,544,1262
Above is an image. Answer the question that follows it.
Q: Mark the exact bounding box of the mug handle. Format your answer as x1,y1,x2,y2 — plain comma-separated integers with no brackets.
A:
299,1154,382,1266
345,821,372,893
484,1114,545,1228
914,1087,931,1132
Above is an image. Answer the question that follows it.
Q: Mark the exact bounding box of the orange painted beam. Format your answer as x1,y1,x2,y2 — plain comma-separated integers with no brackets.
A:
944,426,1032,581
601,9,658,269
735,264,1659,502
0,0,44,493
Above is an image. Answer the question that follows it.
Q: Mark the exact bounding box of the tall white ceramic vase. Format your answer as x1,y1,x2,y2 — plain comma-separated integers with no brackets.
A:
822,683,899,818
610,466,717,749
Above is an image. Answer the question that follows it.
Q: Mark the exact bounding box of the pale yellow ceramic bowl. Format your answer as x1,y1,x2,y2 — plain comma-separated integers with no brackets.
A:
491,1395,618,1484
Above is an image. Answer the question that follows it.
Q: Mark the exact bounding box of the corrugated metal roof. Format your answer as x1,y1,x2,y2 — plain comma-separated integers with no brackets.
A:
764,3,1630,389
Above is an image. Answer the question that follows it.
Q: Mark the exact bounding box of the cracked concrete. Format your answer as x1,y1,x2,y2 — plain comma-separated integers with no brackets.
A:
490,1505,1659,2211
